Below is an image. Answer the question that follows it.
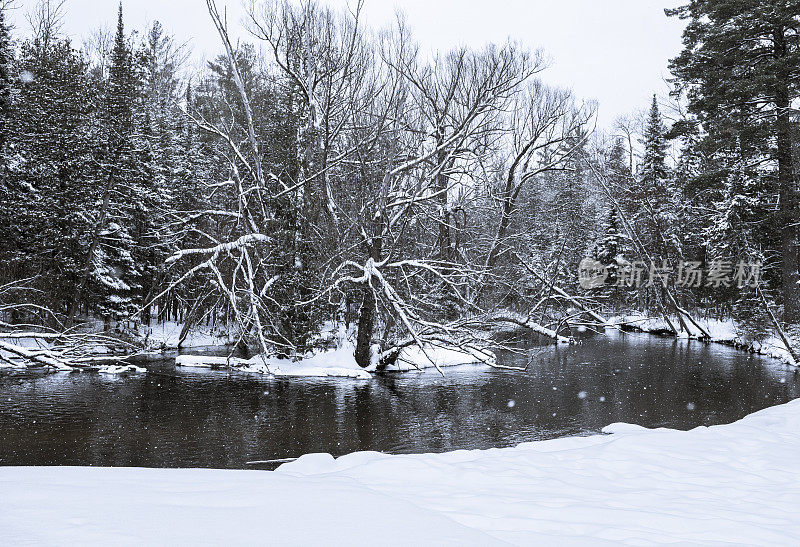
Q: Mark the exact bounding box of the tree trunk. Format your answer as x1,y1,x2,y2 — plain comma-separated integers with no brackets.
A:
774,26,799,325
355,228,383,368
436,139,452,264
354,280,376,369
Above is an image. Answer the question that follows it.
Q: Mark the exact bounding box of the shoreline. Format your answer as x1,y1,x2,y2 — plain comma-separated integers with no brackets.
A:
2,398,799,545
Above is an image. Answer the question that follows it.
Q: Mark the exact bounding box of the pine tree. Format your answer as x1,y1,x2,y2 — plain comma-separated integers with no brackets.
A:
668,0,800,324
635,95,679,263
3,33,99,317
107,3,136,137
0,6,11,161
639,96,669,192
594,207,627,287
708,147,772,337
606,137,637,222
76,2,144,325
0,5,13,259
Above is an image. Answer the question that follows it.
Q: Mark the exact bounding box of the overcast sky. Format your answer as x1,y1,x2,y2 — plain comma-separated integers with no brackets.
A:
8,0,687,128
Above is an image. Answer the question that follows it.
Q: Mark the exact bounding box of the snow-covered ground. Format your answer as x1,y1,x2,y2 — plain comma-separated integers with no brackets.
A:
177,340,494,379
609,314,798,366
141,321,235,350
2,398,800,545
0,321,235,370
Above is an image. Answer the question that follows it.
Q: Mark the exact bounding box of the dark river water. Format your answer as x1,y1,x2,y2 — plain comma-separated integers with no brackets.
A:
1,330,798,469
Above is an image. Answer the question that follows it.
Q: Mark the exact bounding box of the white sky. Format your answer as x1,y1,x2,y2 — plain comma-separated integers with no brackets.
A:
7,0,687,128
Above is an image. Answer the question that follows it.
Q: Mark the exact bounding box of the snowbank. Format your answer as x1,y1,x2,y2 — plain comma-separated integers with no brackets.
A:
388,344,495,371
177,342,494,379
610,314,798,367
3,399,800,545
175,346,373,378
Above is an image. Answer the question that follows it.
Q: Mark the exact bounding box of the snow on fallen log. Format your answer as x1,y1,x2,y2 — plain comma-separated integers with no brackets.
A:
0,340,73,370
175,354,247,368
1,333,141,371
96,364,146,374
0,332,64,340
487,313,571,344
386,344,496,372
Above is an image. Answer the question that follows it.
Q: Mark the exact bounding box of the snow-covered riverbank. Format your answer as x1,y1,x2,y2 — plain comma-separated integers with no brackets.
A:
176,339,495,378
2,398,799,545
611,314,799,367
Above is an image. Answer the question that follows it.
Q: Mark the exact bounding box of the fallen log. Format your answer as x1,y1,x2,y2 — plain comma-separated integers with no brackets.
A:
488,314,572,344
0,340,73,370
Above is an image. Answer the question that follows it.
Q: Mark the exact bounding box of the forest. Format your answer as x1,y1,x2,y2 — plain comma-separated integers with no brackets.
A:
1,0,799,368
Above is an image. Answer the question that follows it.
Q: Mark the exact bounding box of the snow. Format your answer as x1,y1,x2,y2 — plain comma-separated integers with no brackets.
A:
242,344,374,379
3,399,800,545
96,364,146,374
175,354,241,368
388,344,495,371
490,311,572,343
177,341,494,379
609,314,798,367
0,334,51,367
142,321,235,350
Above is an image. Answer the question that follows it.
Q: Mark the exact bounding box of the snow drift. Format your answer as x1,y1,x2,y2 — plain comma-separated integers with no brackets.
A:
2,398,800,545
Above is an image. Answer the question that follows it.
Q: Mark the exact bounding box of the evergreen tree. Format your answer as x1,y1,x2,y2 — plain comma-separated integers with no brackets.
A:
606,137,637,222
639,96,669,192
76,2,145,325
2,33,98,316
0,5,14,282
634,96,679,263
668,0,800,324
0,6,11,163
594,207,627,287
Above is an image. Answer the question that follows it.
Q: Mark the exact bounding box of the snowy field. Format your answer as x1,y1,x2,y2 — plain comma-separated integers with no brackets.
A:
2,398,799,545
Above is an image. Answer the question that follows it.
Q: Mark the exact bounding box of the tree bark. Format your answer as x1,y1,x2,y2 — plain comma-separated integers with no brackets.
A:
436,133,452,264
774,38,799,324
354,279,377,369
355,230,383,369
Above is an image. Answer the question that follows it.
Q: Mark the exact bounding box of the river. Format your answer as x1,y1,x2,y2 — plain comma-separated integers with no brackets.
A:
0,330,797,469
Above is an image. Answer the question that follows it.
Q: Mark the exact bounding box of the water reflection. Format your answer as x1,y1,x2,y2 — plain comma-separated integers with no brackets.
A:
0,330,797,469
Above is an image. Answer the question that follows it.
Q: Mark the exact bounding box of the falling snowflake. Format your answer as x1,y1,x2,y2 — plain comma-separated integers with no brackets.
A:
599,396,606,402
578,391,588,399
507,400,516,408
686,402,696,411
20,71,34,84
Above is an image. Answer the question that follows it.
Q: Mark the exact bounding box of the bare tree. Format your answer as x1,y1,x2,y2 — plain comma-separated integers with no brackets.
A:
168,0,583,370
483,83,596,273
26,0,65,53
